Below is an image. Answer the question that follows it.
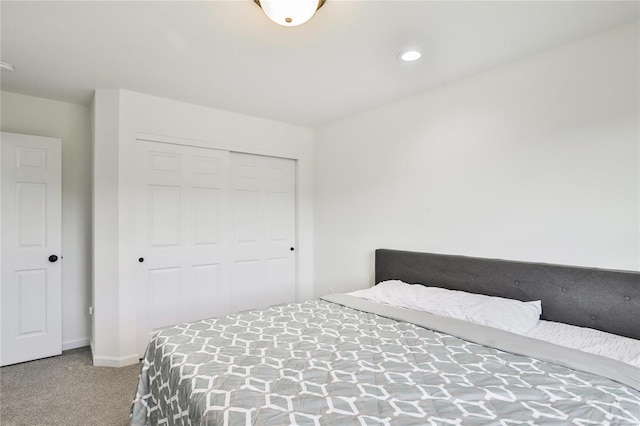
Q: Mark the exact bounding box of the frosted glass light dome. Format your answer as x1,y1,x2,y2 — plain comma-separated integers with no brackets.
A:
256,0,324,27
399,50,422,62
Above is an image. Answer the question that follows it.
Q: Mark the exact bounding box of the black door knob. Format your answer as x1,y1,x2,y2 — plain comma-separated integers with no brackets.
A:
138,257,144,263
290,247,295,251
48,255,58,263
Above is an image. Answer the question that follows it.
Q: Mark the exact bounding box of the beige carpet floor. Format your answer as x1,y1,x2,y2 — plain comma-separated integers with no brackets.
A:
0,347,141,426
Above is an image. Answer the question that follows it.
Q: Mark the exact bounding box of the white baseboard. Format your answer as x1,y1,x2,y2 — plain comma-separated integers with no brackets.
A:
92,353,140,368
62,337,90,351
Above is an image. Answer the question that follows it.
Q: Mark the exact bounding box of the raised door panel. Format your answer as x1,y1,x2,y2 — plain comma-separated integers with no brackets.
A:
266,192,290,242
15,146,47,171
266,258,292,307
193,264,229,320
17,269,48,335
234,190,261,243
149,151,181,174
233,160,259,191
192,188,221,246
16,183,47,248
148,267,182,330
192,155,224,187
148,185,181,247
233,259,265,312
264,157,295,246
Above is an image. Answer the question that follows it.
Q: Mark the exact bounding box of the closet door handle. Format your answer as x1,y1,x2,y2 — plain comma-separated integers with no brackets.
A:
290,247,295,251
48,255,58,263
138,257,145,263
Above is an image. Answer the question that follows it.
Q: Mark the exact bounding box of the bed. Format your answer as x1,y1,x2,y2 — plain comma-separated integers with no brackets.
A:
131,249,640,425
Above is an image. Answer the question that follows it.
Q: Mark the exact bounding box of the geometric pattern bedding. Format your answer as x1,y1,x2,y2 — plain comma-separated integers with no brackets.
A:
131,300,640,425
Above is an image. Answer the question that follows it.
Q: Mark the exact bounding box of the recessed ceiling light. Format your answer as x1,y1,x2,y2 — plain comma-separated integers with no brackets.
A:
399,50,422,62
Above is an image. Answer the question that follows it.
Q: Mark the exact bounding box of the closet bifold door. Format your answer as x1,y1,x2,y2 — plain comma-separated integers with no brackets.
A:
135,141,297,356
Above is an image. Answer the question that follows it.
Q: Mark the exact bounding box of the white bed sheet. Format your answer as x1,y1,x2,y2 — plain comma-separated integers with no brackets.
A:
347,283,640,367
526,319,640,367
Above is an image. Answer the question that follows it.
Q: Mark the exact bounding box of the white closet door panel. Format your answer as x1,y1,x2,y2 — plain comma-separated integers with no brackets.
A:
149,150,181,174
192,263,230,320
136,141,231,356
267,192,291,242
266,257,292,307
264,160,294,192
148,185,181,247
233,160,259,190
192,188,221,245
148,267,182,330
1,132,62,367
231,153,296,312
135,143,296,357
192,155,224,186
233,259,265,312
235,190,261,243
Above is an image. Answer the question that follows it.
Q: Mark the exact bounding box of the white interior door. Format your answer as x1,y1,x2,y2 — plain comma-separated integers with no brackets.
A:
136,141,231,356
231,153,296,312
1,132,62,367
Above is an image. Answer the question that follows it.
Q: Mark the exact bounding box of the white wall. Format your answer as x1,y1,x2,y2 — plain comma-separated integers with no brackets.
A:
314,22,639,296
91,90,120,362
1,91,92,350
93,89,314,366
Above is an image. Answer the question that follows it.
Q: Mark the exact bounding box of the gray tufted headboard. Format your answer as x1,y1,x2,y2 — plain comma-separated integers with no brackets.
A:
375,249,640,340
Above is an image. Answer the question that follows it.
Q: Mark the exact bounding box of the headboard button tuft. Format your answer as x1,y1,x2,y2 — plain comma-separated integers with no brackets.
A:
438,270,443,274
472,274,478,278
514,280,519,285
561,287,567,293
624,296,631,301
591,315,597,320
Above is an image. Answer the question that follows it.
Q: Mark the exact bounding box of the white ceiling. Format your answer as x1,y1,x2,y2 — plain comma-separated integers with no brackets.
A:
1,1,638,127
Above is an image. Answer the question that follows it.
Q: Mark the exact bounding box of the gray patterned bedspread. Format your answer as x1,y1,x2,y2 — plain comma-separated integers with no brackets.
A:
131,299,640,425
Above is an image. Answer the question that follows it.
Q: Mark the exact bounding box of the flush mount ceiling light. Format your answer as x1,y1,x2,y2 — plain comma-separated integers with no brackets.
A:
398,50,422,62
254,0,326,27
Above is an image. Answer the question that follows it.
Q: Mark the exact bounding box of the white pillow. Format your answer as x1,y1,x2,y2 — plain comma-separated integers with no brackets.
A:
348,280,542,334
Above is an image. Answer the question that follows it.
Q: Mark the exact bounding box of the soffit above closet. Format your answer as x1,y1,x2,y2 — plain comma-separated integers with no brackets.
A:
1,1,637,127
